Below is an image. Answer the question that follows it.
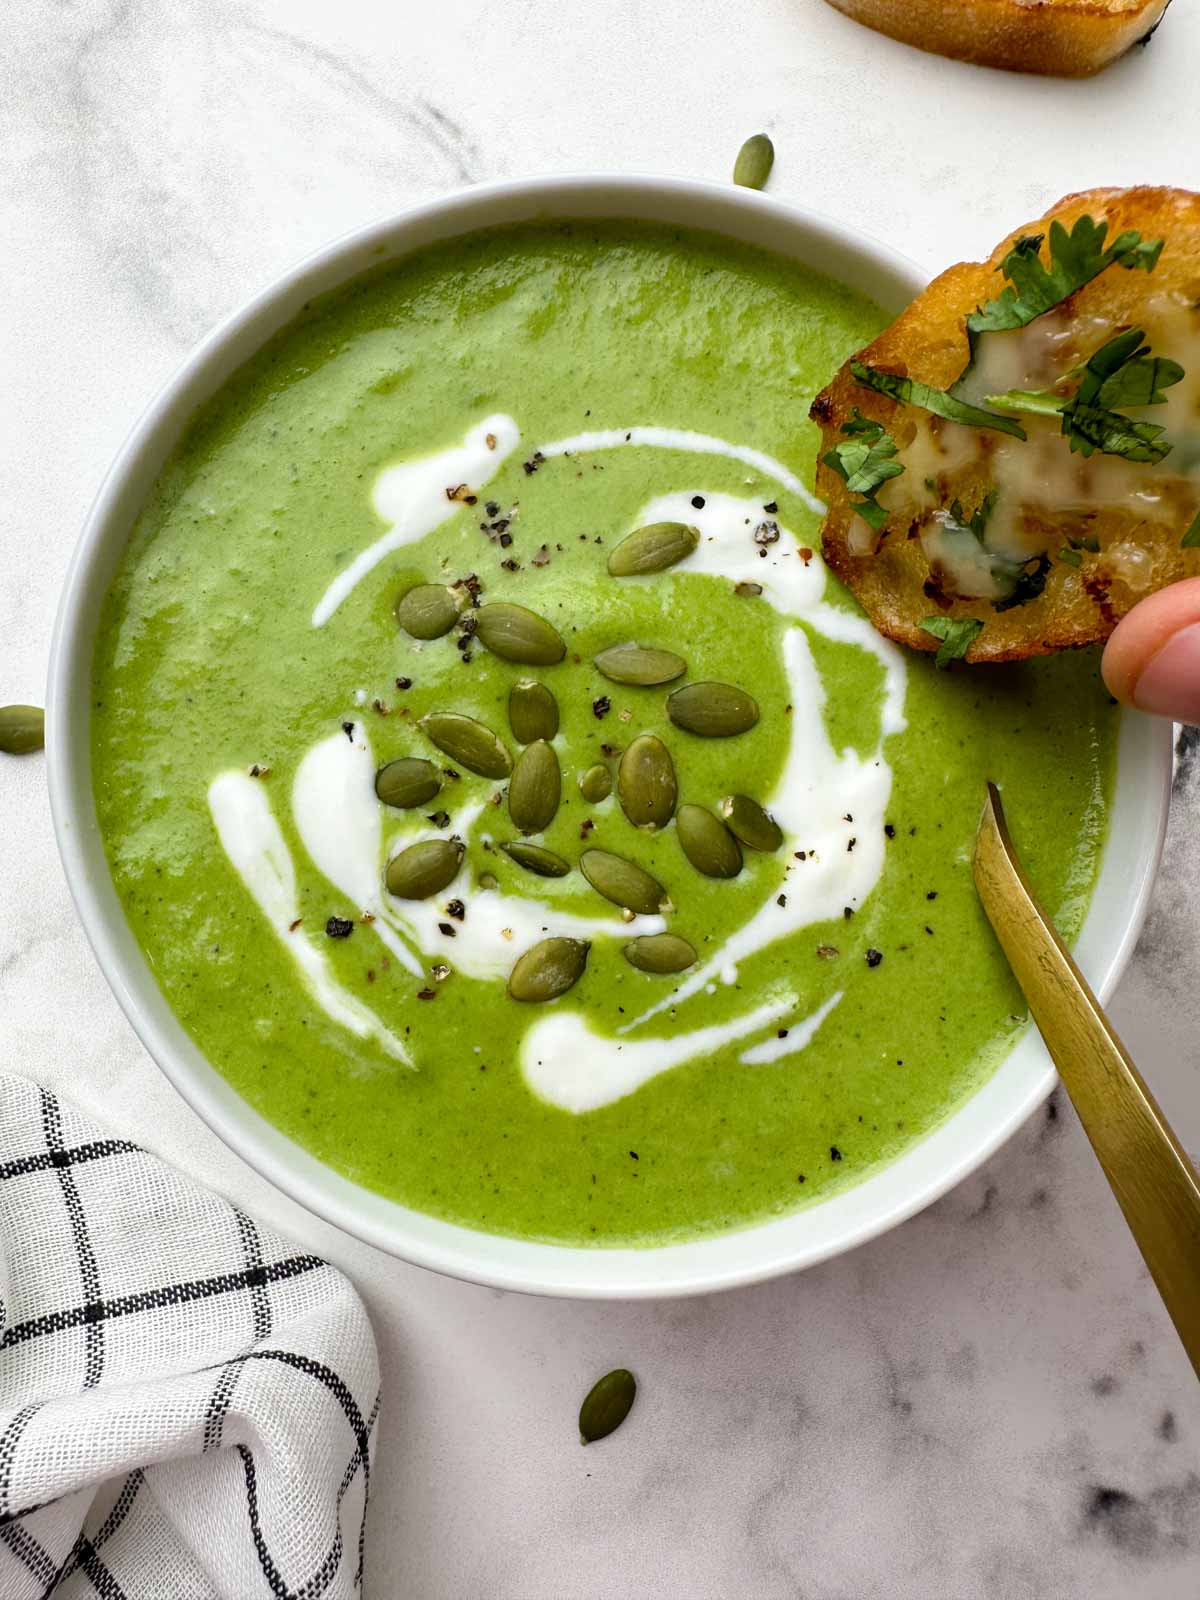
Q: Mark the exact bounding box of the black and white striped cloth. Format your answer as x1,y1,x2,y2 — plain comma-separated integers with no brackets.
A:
0,1074,380,1599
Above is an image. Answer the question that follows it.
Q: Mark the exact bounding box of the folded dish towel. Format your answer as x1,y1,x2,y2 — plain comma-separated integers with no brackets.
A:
0,1073,380,1599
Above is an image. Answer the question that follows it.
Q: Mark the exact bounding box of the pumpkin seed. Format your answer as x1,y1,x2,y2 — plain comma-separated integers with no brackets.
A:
719,794,783,852
374,757,442,809
475,602,565,664
666,681,759,737
420,712,512,778
395,583,466,640
617,735,677,830
502,842,571,878
579,1368,636,1444
733,132,774,191
0,705,45,755
385,838,464,900
509,679,559,743
578,763,613,804
479,871,500,891
607,522,699,578
508,740,561,834
676,804,742,879
623,933,697,975
594,643,687,686
581,849,669,916
507,937,590,1002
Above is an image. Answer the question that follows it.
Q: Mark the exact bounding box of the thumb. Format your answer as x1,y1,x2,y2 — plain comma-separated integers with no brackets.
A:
1102,577,1200,722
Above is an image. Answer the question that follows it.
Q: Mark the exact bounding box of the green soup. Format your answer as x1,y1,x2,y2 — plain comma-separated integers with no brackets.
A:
91,221,1116,1245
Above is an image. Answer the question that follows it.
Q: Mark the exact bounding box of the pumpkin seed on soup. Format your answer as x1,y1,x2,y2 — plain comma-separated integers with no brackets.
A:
594,643,686,686
617,735,676,830
581,849,670,916
733,133,774,191
509,679,559,743
420,712,512,778
607,522,699,578
0,705,45,755
502,842,571,878
720,794,783,852
508,740,561,834
475,602,565,664
579,1368,637,1444
676,804,742,879
395,583,467,640
385,838,464,900
507,937,590,1002
623,933,697,974
374,757,442,809
578,763,613,804
667,681,759,737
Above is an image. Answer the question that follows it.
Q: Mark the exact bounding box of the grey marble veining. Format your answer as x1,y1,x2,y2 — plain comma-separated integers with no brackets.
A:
3,2,1200,1594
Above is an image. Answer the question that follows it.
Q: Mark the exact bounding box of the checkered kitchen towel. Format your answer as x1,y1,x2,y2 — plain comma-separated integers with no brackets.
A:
0,1074,380,1598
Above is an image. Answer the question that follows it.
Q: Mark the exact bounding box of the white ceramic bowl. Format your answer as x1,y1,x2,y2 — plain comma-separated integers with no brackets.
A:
47,176,1171,1298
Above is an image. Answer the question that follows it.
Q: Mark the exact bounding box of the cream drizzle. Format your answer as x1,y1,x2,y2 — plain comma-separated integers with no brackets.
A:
311,414,520,627
207,771,412,1064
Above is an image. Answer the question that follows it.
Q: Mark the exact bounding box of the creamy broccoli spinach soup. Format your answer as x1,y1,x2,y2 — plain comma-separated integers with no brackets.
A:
92,221,1116,1245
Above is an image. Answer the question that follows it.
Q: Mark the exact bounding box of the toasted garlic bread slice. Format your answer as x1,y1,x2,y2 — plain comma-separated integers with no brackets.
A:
811,187,1200,665
822,0,1171,77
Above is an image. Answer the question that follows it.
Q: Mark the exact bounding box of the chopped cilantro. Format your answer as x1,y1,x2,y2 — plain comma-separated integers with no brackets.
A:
949,491,998,542
993,553,1051,611
1183,509,1200,549
1058,547,1082,567
988,328,1179,465
1069,534,1101,553
822,408,903,532
850,362,1026,439
967,218,1163,343
919,615,983,667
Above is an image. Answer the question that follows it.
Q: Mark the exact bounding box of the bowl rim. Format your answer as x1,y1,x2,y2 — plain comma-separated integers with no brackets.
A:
46,173,1172,1298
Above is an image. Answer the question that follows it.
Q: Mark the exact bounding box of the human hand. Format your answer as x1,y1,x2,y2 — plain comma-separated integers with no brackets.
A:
1102,578,1200,724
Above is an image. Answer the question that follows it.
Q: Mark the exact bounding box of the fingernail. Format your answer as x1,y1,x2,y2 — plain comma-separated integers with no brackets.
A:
1132,622,1200,721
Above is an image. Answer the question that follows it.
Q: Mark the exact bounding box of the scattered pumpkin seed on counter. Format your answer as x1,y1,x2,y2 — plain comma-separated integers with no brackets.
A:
581,849,671,916
508,678,559,743
502,842,571,878
733,133,774,191
676,803,743,879
607,521,699,577
667,681,759,737
474,601,566,664
720,794,783,852
420,711,512,778
617,735,677,830
623,933,697,974
0,705,45,755
508,937,590,1003
579,1368,637,1444
594,643,687,686
578,763,613,803
395,582,468,640
507,739,561,834
374,757,442,809
385,838,464,900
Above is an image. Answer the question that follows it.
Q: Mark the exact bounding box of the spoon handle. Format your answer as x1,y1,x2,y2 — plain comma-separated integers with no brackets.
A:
974,782,1200,1379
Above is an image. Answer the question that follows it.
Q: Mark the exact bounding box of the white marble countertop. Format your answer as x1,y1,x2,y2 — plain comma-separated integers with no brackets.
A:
5,1,1200,1593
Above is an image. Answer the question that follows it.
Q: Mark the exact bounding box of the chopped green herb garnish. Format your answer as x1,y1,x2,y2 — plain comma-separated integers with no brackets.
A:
1183,509,1200,549
1069,534,1101,553
822,408,903,532
949,491,998,543
993,553,1051,612
919,615,983,668
1058,547,1082,567
966,218,1163,344
987,328,1179,465
851,363,1026,439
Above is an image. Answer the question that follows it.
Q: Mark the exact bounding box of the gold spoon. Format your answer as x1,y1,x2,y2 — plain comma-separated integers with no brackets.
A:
974,781,1200,1379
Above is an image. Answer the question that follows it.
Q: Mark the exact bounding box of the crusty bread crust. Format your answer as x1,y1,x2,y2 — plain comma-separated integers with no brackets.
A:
823,0,1170,76
810,187,1200,663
